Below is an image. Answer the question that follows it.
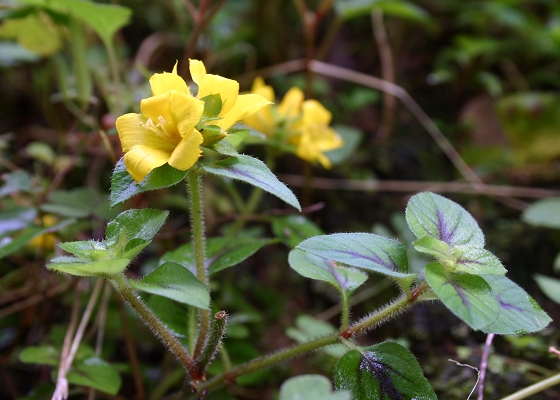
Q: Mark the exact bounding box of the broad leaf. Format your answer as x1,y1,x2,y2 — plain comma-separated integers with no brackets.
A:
285,315,347,358
280,375,351,400
128,262,209,309
147,295,189,337
534,274,560,305
67,357,121,395
41,188,116,220
105,209,168,254
453,245,506,275
481,275,551,334
335,0,431,25
405,192,484,247
297,233,414,279
19,345,59,366
208,136,239,156
522,198,560,229
47,257,131,277
201,154,301,210
425,263,499,330
288,248,367,296
109,158,187,207
333,342,436,400
272,215,323,248
162,236,273,275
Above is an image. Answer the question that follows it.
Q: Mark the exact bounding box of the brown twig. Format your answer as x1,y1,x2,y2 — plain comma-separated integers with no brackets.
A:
0,280,71,319
372,11,396,143
278,174,560,199
478,333,495,400
449,359,480,400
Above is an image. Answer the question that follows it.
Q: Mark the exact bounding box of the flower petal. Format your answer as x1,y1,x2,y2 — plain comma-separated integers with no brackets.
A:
278,87,304,118
116,113,176,153
251,77,275,102
189,59,206,85
302,99,332,124
215,93,272,130
168,128,203,171
198,74,239,115
123,145,171,182
150,61,191,96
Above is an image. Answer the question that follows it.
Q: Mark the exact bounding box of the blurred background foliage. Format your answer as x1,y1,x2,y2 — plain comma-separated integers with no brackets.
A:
1,0,560,398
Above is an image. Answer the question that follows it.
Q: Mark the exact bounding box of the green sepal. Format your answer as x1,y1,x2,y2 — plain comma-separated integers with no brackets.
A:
200,124,227,147
333,341,436,400
200,93,222,119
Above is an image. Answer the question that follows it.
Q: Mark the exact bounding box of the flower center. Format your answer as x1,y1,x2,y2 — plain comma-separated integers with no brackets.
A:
140,116,178,143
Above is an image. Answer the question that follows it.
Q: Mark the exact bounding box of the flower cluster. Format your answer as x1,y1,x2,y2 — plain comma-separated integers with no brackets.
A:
116,60,270,182
243,77,343,169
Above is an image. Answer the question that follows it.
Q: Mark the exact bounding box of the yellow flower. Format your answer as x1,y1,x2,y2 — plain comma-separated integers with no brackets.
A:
293,100,343,169
243,77,303,138
116,61,271,183
29,215,57,251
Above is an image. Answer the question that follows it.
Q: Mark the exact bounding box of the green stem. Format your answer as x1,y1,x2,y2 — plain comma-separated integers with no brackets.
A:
190,283,429,397
69,18,92,107
187,172,211,360
103,38,123,116
195,311,228,375
500,373,560,400
340,291,350,330
110,274,196,375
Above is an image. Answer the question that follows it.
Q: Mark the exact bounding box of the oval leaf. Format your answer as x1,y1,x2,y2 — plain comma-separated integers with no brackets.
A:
481,275,551,334
109,158,187,207
67,357,121,395
534,273,560,305
105,208,168,252
201,154,301,210
425,263,499,330
297,233,413,279
453,245,506,275
280,375,351,400
285,315,347,358
522,198,560,229
272,215,323,248
288,248,367,296
333,341,436,400
405,192,484,247
129,262,209,309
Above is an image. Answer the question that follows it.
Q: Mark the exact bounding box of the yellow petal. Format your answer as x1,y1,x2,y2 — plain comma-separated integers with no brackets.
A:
150,61,191,96
251,77,275,102
189,59,207,85
116,113,176,153
278,87,304,118
123,145,171,182
302,99,332,124
215,93,272,130
168,128,203,170
243,106,275,136
198,74,239,115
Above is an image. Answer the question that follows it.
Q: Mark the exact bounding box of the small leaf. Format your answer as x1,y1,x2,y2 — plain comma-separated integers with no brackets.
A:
105,209,168,253
280,375,351,400
128,262,209,309
41,188,115,219
521,198,560,229
201,93,223,119
67,357,121,395
534,273,560,305
453,245,506,275
19,345,59,366
208,137,239,156
413,236,451,260
109,158,187,207
200,125,227,147
425,263,499,330
405,192,484,247
0,170,32,197
333,342,436,400
272,215,323,248
58,240,108,260
481,275,551,334
47,257,131,277
297,233,414,279
285,315,347,358
288,248,367,296
201,154,301,210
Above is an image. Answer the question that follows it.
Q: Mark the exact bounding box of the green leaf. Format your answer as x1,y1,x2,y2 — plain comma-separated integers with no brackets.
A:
405,192,484,247
425,263,499,330
413,236,451,260
147,295,189,337
41,188,115,219
0,170,32,197
280,375,351,400
272,215,323,248
285,315,347,358
534,274,560,305
67,357,121,395
47,257,131,277
335,0,431,25
297,233,414,279
19,345,59,366
522,198,560,229
200,125,227,147
105,209,168,255
109,158,187,207
0,207,37,236
481,275,551,334
18,0,131,45
58,240,109,260
128,262,209,309
453,245,506,275
333,342,436,400
201,93,223,119
208,136,239,156
288,248,367,296
162,236,274,275
201,154,301,210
